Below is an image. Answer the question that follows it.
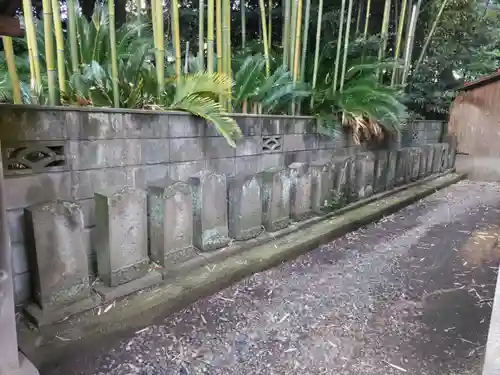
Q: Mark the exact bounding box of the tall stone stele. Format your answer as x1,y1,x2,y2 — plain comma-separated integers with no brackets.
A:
227,174,263,241
94,186,161,300
189,170,230,251
24,200,97,325
148,179,197,271
261,168,291,232
310,161,335,214
289,162,312,221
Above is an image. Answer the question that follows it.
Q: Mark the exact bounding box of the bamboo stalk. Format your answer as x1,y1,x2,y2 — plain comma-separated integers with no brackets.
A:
2,37,22,104
216,0,222,75
52,0,66,95
268,0,272,47
207,0,214,72
339,0,353,91
394,0,399,37
333,0,346,92
310,0,323,107
405,0,413,44
300,0,311,81
67,0,79,74
363,0,371,38
171,0,182,81
42,0,57,105
185,41,190,73
21,0,41,91
108,0,120,107
390,0,407,85
136,0,142,18
355,0,362,35
414,0,450,71
378,0,391,63
282,0,291,67
292,0,303,82
153,0,165,96
199,0,205,70
224,0,232,108
408,0,422,63
241,0,246,48
289,0,297,72
259,0,271,76
402,4,418,83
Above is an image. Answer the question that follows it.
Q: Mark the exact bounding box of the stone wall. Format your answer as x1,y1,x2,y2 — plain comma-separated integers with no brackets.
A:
402,120,444,147
0,105,451,308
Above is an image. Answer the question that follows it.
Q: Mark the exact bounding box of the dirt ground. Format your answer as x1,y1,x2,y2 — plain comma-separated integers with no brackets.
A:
43,180,500,375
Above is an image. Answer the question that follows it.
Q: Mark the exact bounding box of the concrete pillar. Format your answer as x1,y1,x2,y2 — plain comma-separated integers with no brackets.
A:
0,141,39,375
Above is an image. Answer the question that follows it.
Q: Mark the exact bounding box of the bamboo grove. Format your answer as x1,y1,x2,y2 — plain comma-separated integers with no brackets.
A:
0,0,452,145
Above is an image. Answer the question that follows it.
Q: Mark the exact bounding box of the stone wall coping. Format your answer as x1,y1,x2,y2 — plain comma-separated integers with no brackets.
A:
0,104,315,120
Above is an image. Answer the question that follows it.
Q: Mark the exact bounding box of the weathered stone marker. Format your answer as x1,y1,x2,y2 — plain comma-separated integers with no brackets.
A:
355,152,375,199
419,146,431,178
94,186,162,299
386,150,397,190
310,161,335,214
374,150,388,193
432,144,444,173
228,174,263,240
411,148,421,181
395,149,407,186
440,143,450,171
24,200,97,325
148,179,196,270
261,168,291,231
332,156,353,201
445,135,457,169
289,162,312,221
426,145,435,175
189,171,230,251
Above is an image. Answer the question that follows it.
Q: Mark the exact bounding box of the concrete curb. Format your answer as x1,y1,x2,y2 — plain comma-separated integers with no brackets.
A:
19,172,466,368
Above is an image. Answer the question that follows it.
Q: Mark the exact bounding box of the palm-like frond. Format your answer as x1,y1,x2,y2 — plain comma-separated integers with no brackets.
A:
256,66,310,113
172,72,232,103
313,61,407,144
170,95,242,147
164,72,241,145
232,54,266,108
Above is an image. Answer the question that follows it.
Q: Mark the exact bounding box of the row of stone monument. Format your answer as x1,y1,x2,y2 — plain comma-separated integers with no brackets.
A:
22,142,453,325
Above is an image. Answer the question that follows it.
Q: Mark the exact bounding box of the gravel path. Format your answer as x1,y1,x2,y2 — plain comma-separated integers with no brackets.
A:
44,180,500,375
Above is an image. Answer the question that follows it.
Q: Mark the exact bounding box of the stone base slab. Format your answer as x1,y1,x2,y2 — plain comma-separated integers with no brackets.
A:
104,259,150,287
24,295,101,327
93,270,162,301
264,217,290,232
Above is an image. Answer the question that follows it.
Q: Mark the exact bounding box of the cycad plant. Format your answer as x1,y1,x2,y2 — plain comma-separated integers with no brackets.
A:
232,54,310,114
313,60,408,144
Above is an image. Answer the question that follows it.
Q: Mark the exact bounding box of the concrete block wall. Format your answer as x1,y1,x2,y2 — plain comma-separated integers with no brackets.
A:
402,120,445,147
0,106,352,304
0,105,452,305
